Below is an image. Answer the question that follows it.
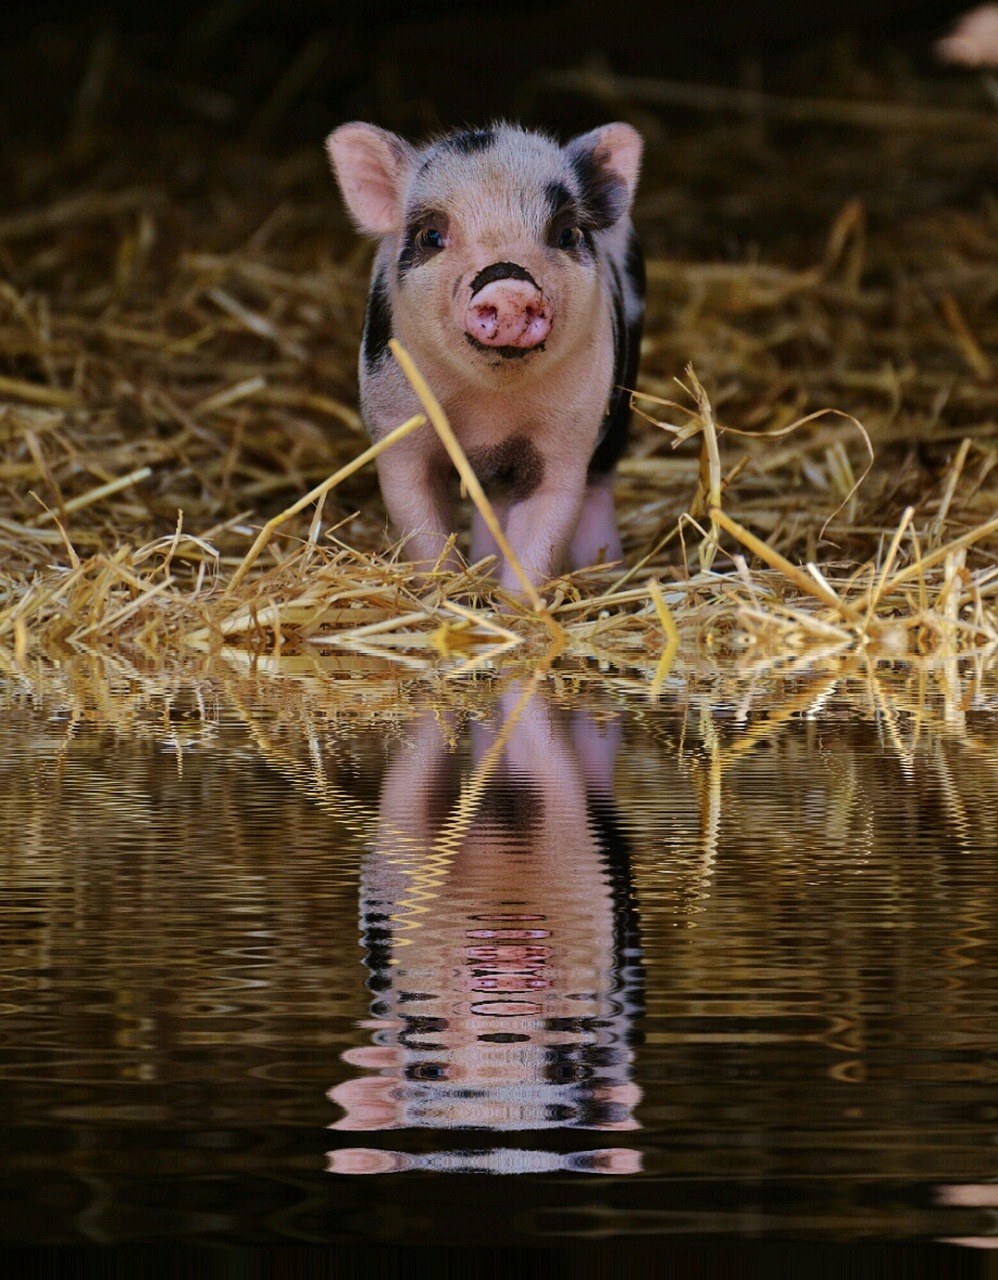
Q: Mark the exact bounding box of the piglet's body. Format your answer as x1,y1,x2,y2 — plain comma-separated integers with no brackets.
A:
327,121,645,592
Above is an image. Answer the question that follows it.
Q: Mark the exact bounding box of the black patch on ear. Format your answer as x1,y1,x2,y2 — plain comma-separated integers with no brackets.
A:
572,148,628,232
362,269,393,372
443,127,496,154
588,254,644,479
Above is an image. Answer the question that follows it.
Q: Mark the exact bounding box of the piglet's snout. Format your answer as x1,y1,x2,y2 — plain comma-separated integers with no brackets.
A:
465,278,552,349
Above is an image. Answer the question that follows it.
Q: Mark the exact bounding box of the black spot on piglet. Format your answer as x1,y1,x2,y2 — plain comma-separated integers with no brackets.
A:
589,251,644,479
443,128,496,154
467,434,545,503
362,269,393,372
468,261,539,296
624,227,646,301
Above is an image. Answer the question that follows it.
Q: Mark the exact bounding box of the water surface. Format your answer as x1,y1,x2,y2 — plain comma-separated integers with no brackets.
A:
1,654,996,1251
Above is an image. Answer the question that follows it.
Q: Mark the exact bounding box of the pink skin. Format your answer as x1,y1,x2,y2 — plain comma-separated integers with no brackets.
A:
568,477,624,570
464,279,552,349
326,1148,406,1174
469,479,623,576
375,377,612,592
326,121,644,593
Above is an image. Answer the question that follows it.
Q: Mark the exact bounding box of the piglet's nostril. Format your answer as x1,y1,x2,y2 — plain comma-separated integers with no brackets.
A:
470,304,500,341
464,278,552,351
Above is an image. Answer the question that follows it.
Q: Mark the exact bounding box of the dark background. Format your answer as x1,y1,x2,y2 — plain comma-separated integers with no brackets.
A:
0,0,977,149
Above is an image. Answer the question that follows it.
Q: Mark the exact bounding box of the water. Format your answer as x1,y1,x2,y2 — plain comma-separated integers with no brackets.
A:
1,654,996,1253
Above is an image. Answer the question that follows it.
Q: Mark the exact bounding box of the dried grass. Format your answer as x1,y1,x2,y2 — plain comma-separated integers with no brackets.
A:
1,35,996,695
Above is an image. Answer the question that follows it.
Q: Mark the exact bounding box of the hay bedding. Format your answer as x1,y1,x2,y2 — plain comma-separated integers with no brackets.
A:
0,31,996,695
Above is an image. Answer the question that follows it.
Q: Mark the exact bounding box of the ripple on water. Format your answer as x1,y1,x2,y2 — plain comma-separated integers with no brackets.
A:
0,667,996,1245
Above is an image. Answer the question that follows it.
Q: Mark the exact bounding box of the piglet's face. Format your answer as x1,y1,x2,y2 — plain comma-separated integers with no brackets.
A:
327,122,642,382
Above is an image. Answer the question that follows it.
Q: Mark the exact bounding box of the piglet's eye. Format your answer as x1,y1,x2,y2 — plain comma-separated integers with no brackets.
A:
557,224,582,250
419,227,445,250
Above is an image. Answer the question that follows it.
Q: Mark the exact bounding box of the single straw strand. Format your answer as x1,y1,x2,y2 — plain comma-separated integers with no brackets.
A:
711,508,866,625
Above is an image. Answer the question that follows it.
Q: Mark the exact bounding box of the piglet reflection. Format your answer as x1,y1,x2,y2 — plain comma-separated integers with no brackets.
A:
327,682,643,1175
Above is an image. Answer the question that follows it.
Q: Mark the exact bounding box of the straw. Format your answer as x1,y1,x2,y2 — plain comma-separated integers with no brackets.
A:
0,20,994,679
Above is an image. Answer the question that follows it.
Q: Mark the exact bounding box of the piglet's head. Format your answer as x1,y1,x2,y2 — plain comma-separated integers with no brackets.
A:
326,121,642,382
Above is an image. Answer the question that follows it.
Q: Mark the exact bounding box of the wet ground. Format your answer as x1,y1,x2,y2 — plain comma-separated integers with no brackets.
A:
1,653,996,1257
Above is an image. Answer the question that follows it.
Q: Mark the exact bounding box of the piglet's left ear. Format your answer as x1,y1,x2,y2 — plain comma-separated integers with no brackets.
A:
566,122,643,230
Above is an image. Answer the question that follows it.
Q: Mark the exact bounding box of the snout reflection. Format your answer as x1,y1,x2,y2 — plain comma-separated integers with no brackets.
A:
326,681,644,1175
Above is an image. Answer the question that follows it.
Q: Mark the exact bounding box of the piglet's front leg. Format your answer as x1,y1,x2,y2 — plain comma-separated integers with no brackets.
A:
374,450,460,578
470,500,509,570
499,470,588,595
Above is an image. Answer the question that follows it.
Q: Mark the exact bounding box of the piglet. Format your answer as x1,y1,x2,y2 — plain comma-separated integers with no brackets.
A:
326,121,645,593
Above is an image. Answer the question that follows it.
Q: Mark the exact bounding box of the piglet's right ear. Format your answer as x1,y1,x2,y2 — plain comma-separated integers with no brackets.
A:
326,123,414,236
